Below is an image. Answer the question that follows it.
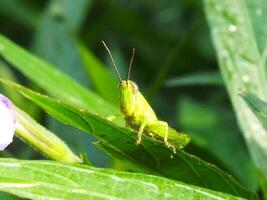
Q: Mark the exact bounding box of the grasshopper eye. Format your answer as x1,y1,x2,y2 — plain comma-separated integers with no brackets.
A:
131,82,139,93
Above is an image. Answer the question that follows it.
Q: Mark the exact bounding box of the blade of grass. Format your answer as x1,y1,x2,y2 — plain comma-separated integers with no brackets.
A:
204,0,267,183
0,34,119,117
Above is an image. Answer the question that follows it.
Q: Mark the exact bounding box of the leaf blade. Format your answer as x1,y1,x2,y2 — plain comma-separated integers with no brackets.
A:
0,158,246,200
78,43,119,105
204,0,267,183
165,71,223,87
0,34,118,117
0,79,257,199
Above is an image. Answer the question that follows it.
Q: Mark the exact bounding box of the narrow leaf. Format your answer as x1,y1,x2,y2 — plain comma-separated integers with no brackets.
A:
240,91,267,132
166,71,223,87
0,158,246,200
204,0,267,183
78,43,119,105
0,34,118,117
0,79,257,199
31,0,101,162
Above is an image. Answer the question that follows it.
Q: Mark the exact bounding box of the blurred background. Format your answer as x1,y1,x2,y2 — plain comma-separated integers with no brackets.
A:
0,0,259,196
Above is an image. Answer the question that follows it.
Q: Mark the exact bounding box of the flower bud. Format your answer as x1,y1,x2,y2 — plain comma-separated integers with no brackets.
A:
0,94,16,151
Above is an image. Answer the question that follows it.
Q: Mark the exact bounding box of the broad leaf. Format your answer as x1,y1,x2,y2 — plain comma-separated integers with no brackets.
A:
0,79,257,199
0,158,246,200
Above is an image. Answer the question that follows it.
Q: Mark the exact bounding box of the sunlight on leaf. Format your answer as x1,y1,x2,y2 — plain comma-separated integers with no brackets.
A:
0,158,247,200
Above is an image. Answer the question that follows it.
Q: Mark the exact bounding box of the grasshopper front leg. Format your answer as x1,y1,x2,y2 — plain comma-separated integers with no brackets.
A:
135,120,146,145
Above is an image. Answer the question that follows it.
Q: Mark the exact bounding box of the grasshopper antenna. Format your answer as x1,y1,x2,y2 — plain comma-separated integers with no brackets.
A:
102,41,122,84
126,48,135,84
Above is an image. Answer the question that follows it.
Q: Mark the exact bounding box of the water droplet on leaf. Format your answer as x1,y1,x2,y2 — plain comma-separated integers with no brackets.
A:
228,25,237,32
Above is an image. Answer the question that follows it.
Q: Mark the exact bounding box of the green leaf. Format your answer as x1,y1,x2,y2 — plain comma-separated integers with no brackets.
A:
78,43,119,106
30,0,100,164
0,34,118,166
0,192,18,200
1,79,257,199
178,98,258,190
0,34,118,117
165,71,223,87
32,0,91,85
0,158,246,200
0,62,26,108
240,91,267,132
43,0,92,33
245,0,267,55
204,0,267,183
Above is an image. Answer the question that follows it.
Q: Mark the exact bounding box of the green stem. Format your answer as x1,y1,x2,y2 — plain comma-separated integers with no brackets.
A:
14,106,82,164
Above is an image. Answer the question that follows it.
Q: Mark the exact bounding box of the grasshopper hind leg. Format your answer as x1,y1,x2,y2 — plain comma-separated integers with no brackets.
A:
161,122,176,154
148,121,176,154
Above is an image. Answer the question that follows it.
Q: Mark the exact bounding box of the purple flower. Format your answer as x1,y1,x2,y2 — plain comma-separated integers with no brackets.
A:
0,94,16,151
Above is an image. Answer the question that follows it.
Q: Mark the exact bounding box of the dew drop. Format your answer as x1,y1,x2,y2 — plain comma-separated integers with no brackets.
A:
242,75,250,83
228,25,237,32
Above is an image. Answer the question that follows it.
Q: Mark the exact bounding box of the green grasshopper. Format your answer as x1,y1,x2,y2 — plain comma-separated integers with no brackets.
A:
102,41,190,153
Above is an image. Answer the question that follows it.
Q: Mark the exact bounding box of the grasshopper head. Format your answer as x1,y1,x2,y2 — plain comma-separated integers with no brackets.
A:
102,41,137,115
119,80,138,116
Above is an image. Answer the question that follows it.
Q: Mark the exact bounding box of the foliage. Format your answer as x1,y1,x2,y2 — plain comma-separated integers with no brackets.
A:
0,0,266,199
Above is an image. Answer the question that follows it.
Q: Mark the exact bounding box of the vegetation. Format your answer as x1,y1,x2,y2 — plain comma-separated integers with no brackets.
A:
0,0,266,199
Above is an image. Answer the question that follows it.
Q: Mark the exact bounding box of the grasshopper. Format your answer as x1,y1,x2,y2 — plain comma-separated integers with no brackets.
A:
102,41,190,153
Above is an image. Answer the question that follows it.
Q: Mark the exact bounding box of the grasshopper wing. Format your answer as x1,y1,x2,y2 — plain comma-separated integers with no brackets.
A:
168,127,191,149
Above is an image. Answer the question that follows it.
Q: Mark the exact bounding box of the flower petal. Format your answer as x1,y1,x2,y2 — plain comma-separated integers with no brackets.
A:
0,94,16,151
